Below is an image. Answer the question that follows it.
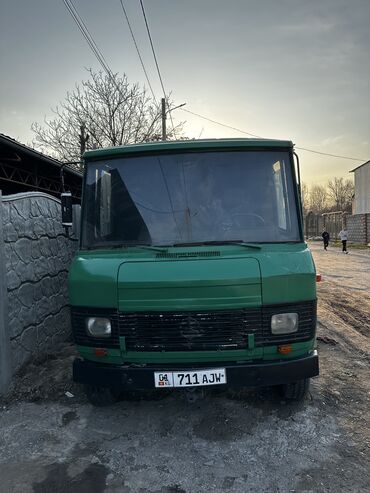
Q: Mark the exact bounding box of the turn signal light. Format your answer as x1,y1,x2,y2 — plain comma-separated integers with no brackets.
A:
316,274,322,282
94,348,108,357
278,345,292,354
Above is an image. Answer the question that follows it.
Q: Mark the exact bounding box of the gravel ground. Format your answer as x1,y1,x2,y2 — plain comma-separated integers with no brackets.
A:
0,243,369,493
310,241,370,292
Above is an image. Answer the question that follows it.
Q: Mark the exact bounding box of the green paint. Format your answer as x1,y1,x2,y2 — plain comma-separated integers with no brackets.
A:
260,245,316,304
69,243,315,309
76,339,315,365
123,348,264,364
84,138,293,161
117,257,261,311
69,255,123,308
263,340,315,360
70,140,317,378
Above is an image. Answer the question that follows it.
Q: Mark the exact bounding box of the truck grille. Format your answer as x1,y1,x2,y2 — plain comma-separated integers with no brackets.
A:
117,309,262,351
71,301,316,352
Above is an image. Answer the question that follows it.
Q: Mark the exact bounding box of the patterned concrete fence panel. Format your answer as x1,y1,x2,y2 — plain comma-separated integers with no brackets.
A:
347,214,367,244
0,191,78,393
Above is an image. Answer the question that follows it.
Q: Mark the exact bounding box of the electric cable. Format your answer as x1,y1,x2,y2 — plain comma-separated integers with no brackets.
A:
64,0,130,104
180,108,366,161
139,0,176,136
180,108,262,138
64,0,114,80
119,0,157,103
294,147,365,162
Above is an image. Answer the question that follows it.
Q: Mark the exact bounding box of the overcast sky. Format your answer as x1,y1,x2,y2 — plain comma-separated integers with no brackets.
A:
1,0,369,184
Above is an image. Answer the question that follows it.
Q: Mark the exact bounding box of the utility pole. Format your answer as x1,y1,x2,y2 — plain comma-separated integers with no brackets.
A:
161,98,167,141
79,123,89,158
161,100,186,141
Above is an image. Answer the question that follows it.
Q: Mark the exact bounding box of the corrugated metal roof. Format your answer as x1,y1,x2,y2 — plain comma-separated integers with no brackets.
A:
0,133,81,177
0,133,82,200
350,160,370,173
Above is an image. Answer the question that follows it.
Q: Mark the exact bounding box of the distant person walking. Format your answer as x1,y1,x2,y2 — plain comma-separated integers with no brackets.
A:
339,228,349,254
322,229,330,250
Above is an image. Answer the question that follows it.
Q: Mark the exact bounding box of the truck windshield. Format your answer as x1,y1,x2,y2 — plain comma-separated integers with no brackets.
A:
81,150,300,248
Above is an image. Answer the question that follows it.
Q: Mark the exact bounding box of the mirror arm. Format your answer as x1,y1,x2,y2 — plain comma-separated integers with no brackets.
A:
293,151,301,187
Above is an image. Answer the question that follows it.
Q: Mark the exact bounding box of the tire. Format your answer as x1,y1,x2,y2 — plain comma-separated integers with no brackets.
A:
84,384,120,407
280,378,310,402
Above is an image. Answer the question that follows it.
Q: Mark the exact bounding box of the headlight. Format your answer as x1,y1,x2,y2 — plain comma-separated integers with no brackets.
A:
85,317,112,338
271,313,298,334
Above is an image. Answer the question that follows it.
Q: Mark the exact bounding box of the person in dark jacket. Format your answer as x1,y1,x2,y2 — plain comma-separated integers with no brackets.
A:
322,229,330,250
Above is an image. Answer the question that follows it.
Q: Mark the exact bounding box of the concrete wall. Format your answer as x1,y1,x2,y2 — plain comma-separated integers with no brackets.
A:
0,192,11,394
353,163,370,214
306,212,370,244
347,213,369,244
0,192,77,391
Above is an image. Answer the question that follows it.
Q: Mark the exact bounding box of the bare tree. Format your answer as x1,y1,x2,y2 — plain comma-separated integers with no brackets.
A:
309,184,328,214
31,70,184,164
300,182,309,215
327,177,354,212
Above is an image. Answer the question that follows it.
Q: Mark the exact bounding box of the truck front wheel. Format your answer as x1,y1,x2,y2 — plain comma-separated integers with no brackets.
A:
280,378,310,402
84,384,120,406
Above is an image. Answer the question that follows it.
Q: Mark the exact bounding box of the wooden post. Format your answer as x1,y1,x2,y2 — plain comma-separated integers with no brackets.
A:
161,98,167,141
79,124,89,158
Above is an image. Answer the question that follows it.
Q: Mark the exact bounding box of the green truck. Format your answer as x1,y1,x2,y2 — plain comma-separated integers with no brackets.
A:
69,138,319,405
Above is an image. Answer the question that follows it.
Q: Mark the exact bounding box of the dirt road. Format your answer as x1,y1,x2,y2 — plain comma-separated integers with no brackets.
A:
0,243,369,492
310,241,370,292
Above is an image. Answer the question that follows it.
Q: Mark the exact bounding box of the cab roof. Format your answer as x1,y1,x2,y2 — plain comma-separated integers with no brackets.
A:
84,138,293,161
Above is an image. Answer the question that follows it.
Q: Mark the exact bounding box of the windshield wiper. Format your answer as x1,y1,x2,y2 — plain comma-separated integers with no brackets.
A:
204,240,262,249
88,242,168,253
172,240,262,249
136,244,169,253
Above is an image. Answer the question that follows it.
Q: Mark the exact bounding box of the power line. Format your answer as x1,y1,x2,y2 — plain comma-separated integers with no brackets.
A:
64,0,133,105
63,0,114,80
118,0,157,103
180,108,366,162
180,108,263,138
64,0,164,145
64,0,365,162
64,0,154,147
294,147,365,162
139,0,176,136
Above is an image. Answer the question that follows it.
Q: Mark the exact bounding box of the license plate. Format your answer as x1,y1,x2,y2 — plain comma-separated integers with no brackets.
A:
154,368,226,388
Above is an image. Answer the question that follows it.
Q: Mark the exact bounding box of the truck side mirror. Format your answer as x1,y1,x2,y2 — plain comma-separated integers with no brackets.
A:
61,192,73,227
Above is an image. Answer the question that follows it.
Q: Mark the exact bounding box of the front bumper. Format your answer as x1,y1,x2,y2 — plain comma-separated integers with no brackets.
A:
73,351,319,390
